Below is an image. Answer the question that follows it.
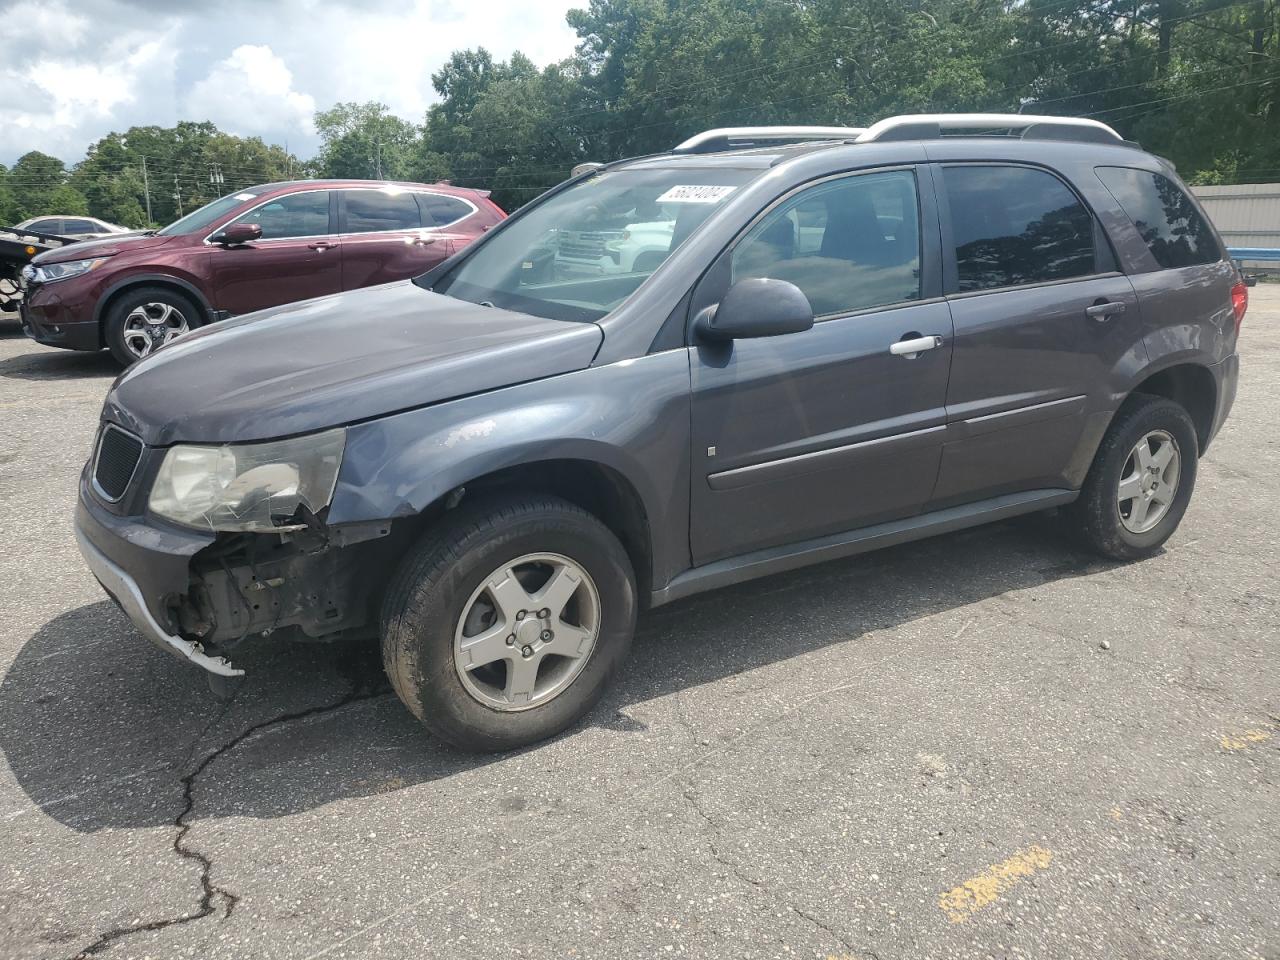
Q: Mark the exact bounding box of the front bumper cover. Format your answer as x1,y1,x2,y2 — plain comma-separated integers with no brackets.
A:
74,478,239,676
75,524,243,676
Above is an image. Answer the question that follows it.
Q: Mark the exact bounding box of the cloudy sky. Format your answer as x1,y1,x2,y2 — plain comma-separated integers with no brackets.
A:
0,0,581,166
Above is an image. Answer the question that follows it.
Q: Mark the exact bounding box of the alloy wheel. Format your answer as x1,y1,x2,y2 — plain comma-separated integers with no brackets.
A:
1117,429,1181,534
121,302,190,359
453,552,601,711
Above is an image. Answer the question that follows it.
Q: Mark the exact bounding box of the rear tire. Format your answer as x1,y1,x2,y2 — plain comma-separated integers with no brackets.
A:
380,494,637,752
104,286,203,365
1066,395,1198,560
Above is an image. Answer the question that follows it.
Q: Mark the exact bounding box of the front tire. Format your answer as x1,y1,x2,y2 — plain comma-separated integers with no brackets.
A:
104,286,203,365
1067,395,1199,560
380,495,637,751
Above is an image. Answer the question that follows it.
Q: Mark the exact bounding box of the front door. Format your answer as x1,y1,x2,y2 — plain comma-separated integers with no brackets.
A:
929,163,1142,507
211,189,341,316
337,188,452,291
689,167,954,565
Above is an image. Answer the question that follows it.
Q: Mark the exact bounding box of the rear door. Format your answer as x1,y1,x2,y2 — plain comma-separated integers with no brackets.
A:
929,163,1141,508
211,189,341,315
689,166,954,564
418,191,487,254
337,188,451,290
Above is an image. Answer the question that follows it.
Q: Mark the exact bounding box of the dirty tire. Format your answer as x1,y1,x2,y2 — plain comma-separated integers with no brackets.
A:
1066,395,1198,561
103,285,203,366
380,494,637,752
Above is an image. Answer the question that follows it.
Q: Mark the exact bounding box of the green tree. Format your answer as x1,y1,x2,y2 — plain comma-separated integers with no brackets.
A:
0,164,17,224
6,151,89,221
313,102,419,179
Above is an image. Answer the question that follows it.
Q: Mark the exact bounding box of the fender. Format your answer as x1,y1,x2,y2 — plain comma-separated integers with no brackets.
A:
328,349,695,590
92,272,219,327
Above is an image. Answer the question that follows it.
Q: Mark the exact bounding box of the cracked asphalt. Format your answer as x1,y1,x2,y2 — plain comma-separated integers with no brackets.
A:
1,289,1278,960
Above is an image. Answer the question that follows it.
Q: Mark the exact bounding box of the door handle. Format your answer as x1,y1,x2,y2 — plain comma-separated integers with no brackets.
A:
1085,300,1126,321
307,242,333,252
412,235,438,246
889,334,944,358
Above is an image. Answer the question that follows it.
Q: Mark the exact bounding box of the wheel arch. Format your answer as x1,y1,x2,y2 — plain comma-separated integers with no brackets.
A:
446,458,654,603
93,273,217,342
1123,361,1218,455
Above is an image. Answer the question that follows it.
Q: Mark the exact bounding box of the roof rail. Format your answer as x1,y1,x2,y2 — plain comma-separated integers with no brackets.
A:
673,126,868,154
855,113,1124,145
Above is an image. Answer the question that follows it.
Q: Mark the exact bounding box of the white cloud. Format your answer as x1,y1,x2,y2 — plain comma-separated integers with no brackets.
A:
0,17,177,163
184,45,316,140
0,0,581,165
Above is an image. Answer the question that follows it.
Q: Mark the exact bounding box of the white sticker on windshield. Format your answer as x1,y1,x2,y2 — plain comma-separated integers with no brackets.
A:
234,192,256,201
655,185,736,204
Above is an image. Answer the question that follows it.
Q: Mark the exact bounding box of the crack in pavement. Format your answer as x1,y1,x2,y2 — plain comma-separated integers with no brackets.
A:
70,683,389,959
680,786,858,954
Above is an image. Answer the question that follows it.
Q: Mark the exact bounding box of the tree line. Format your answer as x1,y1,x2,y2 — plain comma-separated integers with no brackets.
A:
2,0,1277,226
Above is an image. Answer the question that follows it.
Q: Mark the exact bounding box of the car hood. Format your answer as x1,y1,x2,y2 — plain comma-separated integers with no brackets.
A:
103,281,604,446
33,232,176,262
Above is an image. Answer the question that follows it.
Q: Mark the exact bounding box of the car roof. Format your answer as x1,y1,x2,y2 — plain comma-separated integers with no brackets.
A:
250,179,487,199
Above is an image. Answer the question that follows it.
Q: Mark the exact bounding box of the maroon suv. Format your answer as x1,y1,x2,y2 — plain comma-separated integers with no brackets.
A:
20,179,505,364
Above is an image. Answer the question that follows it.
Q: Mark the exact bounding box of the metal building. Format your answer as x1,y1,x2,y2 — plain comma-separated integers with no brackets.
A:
1192,182,1280,272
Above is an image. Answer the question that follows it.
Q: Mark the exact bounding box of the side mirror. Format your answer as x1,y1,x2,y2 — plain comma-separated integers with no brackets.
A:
695,277,814,342
210,222,262,246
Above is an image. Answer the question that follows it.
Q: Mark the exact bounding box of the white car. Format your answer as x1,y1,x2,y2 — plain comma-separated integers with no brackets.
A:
554,218,677,276
14,216,132,240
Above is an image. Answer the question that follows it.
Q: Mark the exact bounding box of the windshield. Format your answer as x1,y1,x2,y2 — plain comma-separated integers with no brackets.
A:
156,189,264,236
431,167,758,322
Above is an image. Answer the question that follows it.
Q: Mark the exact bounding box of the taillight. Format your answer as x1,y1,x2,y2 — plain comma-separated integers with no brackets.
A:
1230,280,1248,332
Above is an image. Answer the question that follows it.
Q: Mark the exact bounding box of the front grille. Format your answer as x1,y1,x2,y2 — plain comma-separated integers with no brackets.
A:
94,425,144,501
557,230,622,260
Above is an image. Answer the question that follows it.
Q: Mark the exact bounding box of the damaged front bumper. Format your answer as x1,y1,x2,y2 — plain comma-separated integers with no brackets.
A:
75,468,393,678
75,521,243,676
75,479,241,676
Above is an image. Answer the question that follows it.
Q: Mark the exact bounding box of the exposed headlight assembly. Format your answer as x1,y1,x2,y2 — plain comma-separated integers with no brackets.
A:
148,428,346,533
31,257,109,283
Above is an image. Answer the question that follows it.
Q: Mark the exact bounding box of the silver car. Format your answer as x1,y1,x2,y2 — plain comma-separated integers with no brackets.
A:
14,215,132,240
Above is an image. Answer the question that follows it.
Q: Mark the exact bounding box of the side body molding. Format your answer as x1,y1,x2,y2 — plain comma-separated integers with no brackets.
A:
327,350,695,592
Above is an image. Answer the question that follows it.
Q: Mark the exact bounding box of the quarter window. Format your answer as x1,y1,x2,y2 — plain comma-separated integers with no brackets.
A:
943,165,1095,291
418,193,473,227
731,170,922,316
343,189,423,233
1095,166,1219,269
233,191,330,240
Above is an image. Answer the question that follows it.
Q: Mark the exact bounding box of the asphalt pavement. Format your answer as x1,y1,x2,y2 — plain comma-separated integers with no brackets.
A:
0,291,1277,960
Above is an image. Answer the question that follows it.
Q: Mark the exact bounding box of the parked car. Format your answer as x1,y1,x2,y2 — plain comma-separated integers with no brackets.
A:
20,180,505,364
15,215,132,240
75,116,1244,751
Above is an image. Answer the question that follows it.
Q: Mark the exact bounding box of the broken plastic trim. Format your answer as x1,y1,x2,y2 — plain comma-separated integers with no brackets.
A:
75,527,245,677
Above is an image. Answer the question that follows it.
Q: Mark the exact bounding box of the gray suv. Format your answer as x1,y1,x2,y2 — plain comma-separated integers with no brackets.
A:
75,114,1245,751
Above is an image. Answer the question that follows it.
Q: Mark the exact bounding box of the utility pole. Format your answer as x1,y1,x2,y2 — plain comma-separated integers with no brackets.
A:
172,175,183,217
208,163,225,192
141,157,153,224
375,140,383,179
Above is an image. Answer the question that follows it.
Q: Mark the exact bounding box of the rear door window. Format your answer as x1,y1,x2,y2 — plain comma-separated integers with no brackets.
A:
731,169,922,317
417,193,474,227
63,219,98,233
1095,166,1220,268
233,191,331,239
942,165,1096,291
342,189,424,233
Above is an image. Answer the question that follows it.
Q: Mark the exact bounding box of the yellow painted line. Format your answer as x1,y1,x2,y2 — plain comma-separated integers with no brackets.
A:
1220,729,1273,751
939,846,1054,923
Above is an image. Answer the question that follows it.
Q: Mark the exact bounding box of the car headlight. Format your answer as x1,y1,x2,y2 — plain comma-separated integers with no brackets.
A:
31,257,109,283
148,429,346,532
